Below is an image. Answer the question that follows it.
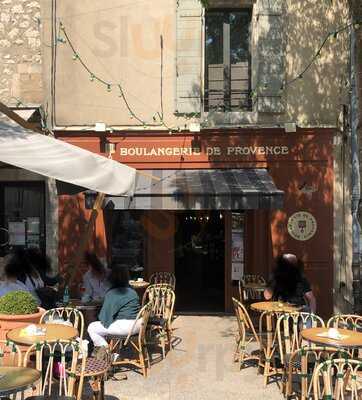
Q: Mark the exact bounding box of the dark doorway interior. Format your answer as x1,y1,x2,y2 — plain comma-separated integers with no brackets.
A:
0,182,45,256
175,211,225,312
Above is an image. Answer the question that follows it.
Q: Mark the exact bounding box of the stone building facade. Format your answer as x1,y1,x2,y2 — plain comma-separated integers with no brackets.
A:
0,0,42,106
0,0,58,271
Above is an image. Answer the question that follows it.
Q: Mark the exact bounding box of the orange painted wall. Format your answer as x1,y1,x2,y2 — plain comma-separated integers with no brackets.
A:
56,128,334,316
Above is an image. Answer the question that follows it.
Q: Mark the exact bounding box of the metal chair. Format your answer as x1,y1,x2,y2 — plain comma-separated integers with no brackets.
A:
312,358,362,400
23,340,86,400
149,272,176,290
40,307,85,340
142,285,175,358
107,302,153,377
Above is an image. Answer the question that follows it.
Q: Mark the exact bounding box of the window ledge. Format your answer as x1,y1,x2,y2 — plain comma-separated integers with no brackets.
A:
203,110,258,127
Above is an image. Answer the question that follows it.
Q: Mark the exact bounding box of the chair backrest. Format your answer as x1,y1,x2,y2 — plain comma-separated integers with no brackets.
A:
241,275,266,285
23,340,86,399
327,314,362,331
142,285,175,325
0,340,22,366
238,275,266,303
288,346,350,399
149,272,176,289
232,297,260,345
40,307,85,339
313,358,362,400
276,312,325,365
124,302,153,347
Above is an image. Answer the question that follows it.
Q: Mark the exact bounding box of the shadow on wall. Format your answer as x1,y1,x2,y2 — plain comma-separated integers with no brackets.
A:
58,193,106,294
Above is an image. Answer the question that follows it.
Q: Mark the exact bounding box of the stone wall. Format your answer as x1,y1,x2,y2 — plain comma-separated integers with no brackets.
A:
0,0,42,106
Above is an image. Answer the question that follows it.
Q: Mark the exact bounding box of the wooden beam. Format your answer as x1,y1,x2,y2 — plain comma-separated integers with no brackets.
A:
0,101,42,133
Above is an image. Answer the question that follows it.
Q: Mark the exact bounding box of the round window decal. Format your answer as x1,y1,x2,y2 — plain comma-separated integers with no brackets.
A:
287,212,317,241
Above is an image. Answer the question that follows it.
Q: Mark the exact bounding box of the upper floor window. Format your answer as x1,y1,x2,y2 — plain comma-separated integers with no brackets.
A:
204,9,252,112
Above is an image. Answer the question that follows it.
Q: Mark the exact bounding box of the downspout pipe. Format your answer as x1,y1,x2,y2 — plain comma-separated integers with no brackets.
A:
350,26,361,313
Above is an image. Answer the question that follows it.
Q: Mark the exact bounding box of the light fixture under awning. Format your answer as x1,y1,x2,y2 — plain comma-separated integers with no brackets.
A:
86,168,284,210
0,119,136,196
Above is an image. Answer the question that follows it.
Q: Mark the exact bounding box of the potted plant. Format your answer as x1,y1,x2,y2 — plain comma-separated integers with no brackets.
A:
0,291,45,342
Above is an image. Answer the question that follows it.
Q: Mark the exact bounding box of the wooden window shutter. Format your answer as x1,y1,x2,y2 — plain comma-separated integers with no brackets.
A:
256,0,285,113
176,0,203,114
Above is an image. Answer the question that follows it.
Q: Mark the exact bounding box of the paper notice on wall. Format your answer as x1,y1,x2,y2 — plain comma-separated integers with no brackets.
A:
232,262,243,281
27,217,40,234
232,231,243,262
27,234,40,248
8,221,26,246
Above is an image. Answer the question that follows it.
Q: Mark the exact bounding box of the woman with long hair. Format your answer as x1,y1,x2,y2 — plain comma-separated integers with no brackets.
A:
0,249,39,303
264,253,316,313
81,252,110,303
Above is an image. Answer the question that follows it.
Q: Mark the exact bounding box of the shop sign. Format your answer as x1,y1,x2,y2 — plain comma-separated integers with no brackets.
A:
119,145,289,158
287,211,317,241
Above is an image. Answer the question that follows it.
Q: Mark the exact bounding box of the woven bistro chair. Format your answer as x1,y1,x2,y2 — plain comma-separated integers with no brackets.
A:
327,314,362,358
327,314,362,331
312,358,362,400
40,308,85,340
142,285,175,359
149,272,176,290
23,340,86,400
238,275,266,308
107,302,153,377
286,346,350,400
276,312,325,394
232,297,268,370
0,339,22,367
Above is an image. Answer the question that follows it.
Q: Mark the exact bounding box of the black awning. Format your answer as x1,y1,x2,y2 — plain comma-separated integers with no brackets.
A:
86,168,284,210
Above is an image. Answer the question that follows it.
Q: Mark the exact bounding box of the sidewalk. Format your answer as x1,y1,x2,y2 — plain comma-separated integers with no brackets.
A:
104,315,282,400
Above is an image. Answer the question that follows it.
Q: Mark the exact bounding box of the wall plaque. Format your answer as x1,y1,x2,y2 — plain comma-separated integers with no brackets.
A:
287,211,317,241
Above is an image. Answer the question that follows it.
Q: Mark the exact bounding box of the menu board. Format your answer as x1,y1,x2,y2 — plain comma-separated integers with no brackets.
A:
231,213,244,281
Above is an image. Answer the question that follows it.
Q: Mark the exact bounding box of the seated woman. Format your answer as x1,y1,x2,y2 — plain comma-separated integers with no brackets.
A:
81,252,110,303
264,253,316,313
87,264,141,358
0,251,40,303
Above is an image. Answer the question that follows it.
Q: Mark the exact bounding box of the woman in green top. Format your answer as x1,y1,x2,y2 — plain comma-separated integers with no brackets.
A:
88,264,141,349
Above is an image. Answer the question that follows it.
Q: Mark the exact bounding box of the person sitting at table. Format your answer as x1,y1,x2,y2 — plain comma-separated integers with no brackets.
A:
87,264,141,360
81,252,110,303
264,253,316,313
0,251,40,303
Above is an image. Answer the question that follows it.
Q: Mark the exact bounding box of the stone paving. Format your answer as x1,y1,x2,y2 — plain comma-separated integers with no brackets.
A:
103,315,282,400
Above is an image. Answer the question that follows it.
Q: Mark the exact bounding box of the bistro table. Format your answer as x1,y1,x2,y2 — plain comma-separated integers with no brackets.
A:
7,323,78,346
301,327,362,349
129,280,150,300
0,366,40,397
251,301,302,385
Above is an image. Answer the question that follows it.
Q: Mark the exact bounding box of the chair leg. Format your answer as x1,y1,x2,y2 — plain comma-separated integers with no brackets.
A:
138,347,147,378
160,334,166,359
91,376,105,400
167,327,172,351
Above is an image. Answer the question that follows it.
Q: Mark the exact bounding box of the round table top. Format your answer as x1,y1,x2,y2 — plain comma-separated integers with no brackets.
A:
7,323,78,346
301,327,362,348
251,301,302,313
129,280,150,289
0,366,40,396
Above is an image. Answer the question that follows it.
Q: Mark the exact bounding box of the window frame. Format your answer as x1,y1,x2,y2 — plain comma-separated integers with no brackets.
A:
204,8,252,113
